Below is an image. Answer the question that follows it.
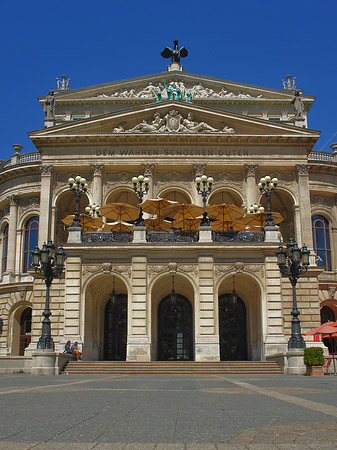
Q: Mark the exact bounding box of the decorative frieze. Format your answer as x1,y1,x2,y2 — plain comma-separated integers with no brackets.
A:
82,264,131,280
311,195,335,210
215,263,264,280
148,263,198,281
19,197,40,213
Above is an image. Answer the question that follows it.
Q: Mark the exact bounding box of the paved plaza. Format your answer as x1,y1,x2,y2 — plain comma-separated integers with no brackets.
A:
0,373,337,449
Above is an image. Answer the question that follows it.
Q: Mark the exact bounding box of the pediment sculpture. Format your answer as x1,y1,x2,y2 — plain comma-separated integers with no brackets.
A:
112,111,235,134
94,80,263,101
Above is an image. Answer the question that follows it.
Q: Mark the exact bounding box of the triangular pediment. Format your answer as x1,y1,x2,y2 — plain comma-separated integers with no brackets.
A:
30,101,320,143
39,71,314,106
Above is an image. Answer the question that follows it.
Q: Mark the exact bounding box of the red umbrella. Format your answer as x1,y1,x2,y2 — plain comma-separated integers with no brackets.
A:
305,322,337,375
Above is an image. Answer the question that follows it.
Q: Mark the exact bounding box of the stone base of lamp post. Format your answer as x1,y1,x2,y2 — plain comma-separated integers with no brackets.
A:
198,225,213,243
132,226,147,243
287,348,306,375
67,226,82,244
264,225,279,243
31,350,75,375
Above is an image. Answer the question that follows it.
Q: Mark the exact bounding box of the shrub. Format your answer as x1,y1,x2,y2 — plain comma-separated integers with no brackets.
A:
303,347,325,366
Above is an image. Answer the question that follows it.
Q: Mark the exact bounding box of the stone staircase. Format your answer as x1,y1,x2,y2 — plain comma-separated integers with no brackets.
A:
63,360,282,375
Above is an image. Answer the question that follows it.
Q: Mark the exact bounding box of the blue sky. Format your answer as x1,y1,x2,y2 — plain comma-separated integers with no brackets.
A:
1,1,336,160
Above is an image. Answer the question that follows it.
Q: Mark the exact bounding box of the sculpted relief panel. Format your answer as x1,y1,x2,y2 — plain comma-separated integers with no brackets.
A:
112,110,235,134
92,80,264,101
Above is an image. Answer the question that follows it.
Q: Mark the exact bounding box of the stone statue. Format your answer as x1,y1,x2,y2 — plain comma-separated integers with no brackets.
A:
282,75,296,90
183,112,218,133
113,122,126,133
129,112,163,132
292,91,305,118
44,90,55,119
161,40,188,64
222,125,235,133
56,75,70,90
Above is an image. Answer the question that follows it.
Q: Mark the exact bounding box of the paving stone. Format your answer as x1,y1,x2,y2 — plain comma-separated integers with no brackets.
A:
155,445,186,450
94,444,126,450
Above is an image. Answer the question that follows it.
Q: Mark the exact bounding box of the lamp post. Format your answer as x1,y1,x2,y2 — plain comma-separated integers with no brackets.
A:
85,204,101,218
32,240,66,350
248,204,265,214
258,175,278,226
132,174,150,226
276,237,310,349
195,174,213,225
68,176,88,227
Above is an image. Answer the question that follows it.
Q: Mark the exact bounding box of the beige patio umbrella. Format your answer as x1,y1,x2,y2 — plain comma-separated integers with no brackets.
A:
144,218,173,231
173,218,201,231
210,219,251,232
102,221,135,232
141,198,178,229
240,212,284,228
206,203,245,222
99,203,140,222
161,203,204,229
62,214,104,231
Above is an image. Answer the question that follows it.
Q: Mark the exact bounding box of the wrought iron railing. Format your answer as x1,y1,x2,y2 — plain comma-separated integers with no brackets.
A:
147,230,198,243
82,231,133,243
213,230,264,243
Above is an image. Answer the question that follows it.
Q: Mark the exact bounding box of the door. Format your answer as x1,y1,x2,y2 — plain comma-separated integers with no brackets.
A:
19,308,32,356
158,294,193,361
104,294,127,360
219,294,247,360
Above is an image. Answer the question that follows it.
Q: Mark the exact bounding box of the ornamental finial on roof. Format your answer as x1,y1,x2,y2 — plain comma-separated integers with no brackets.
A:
281,75,296,90
56,74,70,90
161,40,188,72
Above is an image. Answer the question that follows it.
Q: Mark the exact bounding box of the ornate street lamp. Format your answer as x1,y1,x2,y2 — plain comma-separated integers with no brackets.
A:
68,176,88,227
276,237,310,349
85,204,101,218
258,175,278,226
170,273,177,305
195,174,214,225
248,204,265,214
132,174,150,226
32,240,66,350
109,276,117,304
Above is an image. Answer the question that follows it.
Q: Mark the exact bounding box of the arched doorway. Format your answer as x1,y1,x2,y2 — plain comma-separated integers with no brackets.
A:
158,294,193,361
19,307,32,356
219,294,247,360
103,294,127,360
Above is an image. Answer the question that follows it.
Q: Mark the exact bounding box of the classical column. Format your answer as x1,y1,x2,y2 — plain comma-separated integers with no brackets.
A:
38,165,53,247
141,164,156,198
6,195,19,279
91,164,104,206
195,255,220,361
296,165,313,248
127,255,151,361
245,164,258,209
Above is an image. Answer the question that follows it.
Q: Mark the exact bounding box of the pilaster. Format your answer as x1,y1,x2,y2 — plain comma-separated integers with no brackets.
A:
195,255,220,361
141,163,156,198
296,164,313,248
263,256,287,356
64,256,82,345
38,165,53,246
5,195,18,281
127,255,151,361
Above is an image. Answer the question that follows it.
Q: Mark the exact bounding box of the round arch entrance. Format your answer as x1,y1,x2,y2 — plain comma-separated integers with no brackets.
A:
219,294,247,360
158,294,193,361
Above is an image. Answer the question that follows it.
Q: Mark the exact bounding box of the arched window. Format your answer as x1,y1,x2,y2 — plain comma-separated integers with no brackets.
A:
2,224,8,274
312,215,331,271
23,216,39,273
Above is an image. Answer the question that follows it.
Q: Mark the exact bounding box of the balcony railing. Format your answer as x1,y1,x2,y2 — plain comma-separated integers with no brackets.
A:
213,230,264,243
82,231,133,243
0,152,41,170
308,151,336,162
148,230,198,243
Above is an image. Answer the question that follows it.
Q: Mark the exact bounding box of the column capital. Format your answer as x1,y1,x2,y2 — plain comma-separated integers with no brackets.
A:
40,165,53,176
245,164,258,177
141,163,156,177
193,164,207,178
296,164,309,176
7,194,19,206
91,164,104,177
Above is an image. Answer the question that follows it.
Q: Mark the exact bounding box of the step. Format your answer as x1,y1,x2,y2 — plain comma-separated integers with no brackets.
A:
63,361,282,374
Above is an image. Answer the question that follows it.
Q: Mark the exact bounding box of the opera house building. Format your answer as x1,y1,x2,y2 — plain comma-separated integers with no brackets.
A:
0,47,336,374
